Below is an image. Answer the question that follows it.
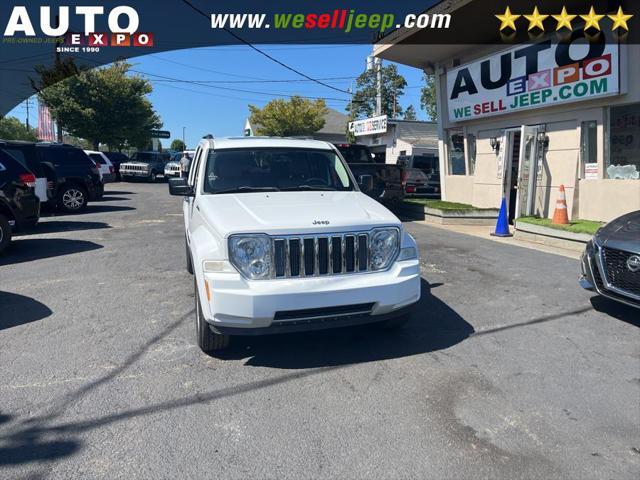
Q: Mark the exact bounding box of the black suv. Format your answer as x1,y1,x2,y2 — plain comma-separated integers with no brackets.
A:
0,149,40,253
0,140,50,205
36,143,103,213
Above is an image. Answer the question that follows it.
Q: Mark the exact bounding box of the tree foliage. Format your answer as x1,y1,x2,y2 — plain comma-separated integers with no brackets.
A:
348,63,407,119
0,116,38,141
249,96,327,137
420,74,438,121
170,139,186,151
404,104,417,121
37,61,162,150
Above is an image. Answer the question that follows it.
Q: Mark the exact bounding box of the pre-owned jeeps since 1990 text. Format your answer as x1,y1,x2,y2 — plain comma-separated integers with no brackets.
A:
169,136,421,352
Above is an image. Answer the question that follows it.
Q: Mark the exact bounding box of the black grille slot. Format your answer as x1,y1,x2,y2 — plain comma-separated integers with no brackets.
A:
602,247,640,296
318,237,329,274
345,235,355,272
358,234,368,271
331,236,342,273
274,239,286,277
303,238,315,275
289,239,300,276
274,303,375,321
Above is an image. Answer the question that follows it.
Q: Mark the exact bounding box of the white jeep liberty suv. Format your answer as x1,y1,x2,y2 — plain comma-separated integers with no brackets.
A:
169,136,421,352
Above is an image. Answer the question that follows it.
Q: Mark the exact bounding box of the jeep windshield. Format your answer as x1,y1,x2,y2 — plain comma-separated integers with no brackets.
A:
130,152,160,163
203,148,355,194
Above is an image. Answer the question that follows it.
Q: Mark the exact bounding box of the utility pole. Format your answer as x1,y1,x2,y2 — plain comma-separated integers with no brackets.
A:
25,99,30,129
182,126,186,148
375,57,382,117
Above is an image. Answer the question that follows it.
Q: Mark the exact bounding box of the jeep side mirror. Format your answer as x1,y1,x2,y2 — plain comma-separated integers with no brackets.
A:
357,174,373,192
168,177,194,196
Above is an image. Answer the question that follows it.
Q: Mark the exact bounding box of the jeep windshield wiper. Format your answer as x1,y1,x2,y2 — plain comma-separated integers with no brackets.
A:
281,185,338,191
212,186,280,194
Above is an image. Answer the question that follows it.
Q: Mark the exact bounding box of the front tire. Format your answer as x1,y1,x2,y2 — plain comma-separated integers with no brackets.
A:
195,278,229,352
0,214,12,254
58,185,88,213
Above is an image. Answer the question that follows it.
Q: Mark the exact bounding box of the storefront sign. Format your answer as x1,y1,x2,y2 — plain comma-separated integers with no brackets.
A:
447,40,619,121
349,115,387,136
584,163,599,180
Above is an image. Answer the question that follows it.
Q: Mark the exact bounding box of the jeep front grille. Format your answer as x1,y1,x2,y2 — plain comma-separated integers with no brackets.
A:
272,233,369,278
121,164,147,172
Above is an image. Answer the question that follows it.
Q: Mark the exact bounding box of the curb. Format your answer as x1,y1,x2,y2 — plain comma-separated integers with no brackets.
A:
399,203,499,226
514,220,591,252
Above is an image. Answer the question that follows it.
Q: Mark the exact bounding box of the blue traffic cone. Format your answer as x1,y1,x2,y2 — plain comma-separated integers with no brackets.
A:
491,196,513,237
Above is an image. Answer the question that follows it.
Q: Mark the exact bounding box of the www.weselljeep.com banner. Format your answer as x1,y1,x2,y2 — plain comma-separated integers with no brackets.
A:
0,0,637,115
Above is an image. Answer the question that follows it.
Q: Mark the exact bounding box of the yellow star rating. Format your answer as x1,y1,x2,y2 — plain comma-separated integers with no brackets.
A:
552,6,576,31
496,6,520,31
608,6,633,31
524,6,548,31
580,6,605,31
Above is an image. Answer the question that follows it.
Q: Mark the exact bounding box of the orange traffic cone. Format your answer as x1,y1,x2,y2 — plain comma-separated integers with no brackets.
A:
552,184,569,225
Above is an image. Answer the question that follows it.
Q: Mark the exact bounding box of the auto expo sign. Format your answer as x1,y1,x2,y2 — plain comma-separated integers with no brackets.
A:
447,40,619,121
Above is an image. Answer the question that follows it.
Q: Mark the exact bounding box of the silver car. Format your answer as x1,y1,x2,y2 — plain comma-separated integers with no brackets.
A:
580,210,640,309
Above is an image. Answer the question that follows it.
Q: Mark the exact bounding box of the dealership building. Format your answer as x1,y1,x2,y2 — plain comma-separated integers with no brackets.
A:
374,2,640,222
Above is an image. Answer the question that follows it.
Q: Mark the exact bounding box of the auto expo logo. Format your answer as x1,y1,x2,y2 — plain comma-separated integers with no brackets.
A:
626,255,640,273
2,5,153,50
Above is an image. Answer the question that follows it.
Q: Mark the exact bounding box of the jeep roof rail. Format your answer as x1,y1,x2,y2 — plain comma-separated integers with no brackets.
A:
202,134,214,139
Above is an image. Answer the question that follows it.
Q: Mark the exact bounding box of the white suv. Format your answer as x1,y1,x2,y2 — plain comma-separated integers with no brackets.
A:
169,137,421,352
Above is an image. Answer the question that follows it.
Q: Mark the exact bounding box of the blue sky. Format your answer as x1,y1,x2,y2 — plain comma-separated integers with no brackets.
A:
6,45,426,149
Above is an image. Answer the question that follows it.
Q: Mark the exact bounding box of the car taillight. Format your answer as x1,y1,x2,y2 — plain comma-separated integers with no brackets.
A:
406,186,416,194
109,166,114,174
94,161,101,168
19,173,36,187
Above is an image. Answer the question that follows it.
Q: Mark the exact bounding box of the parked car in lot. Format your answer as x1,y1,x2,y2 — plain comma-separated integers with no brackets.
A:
0,149,40,253
165,150,195,178
0,140,50,205
169,137,421,352
580,210,640,309
333,143,405,206
397,154,441,198
103,151,129,181
120,151,171,182
36,143,103,213
85,150,116,183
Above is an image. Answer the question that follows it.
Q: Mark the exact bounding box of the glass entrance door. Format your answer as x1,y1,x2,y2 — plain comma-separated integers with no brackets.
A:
515,125,540,218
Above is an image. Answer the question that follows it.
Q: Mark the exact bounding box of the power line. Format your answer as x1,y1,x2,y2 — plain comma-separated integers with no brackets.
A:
179,0,352,95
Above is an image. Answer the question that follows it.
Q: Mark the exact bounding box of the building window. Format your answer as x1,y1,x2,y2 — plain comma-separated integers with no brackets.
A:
447,128,466,175
606,103,640,179
467,134,477,175
580,121,597,178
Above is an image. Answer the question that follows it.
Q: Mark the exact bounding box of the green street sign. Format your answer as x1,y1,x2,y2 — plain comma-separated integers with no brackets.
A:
150,130,171,139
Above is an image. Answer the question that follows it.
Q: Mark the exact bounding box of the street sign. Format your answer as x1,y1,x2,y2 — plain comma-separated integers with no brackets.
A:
150,129,170,139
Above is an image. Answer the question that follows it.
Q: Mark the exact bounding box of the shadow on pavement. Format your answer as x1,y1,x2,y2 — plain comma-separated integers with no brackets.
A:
590,296,640,327
0,238,103,266
82,204,135,214
97,195,130,202
14,220,110,236
0,292,52,331
215,279,474,368
103,190,136,195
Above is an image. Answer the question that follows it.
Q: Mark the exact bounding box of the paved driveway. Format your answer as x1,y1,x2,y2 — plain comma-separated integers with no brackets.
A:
1,183,638,479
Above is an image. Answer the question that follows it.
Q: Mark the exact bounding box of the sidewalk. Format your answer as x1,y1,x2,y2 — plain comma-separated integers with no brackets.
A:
405,220,583,260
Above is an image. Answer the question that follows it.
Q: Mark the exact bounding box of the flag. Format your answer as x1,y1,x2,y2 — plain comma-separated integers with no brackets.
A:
37,101,56,141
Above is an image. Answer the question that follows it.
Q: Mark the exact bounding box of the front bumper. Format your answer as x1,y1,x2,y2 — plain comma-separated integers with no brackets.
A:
200,259,421,333
580,242,640,309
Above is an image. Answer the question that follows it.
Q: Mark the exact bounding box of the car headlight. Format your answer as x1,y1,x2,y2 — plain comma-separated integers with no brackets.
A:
228,235,272,279
370,228,400,271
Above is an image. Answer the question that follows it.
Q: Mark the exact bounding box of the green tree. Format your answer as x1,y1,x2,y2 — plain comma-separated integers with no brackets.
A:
420,74,438,121
249,96,327,136
170,139,186,151
404,104,417,121
37,61,162,150
0,116,38,141
348,63,407,119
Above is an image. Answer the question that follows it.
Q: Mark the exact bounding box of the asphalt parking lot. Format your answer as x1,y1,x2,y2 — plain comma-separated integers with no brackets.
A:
1,182,639,479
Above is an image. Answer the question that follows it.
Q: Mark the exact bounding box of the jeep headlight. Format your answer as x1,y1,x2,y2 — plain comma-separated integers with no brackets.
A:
370,228,399,271
228,235,272,279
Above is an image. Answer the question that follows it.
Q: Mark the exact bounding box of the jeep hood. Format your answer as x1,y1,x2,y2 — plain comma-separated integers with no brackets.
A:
196,191,399,235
